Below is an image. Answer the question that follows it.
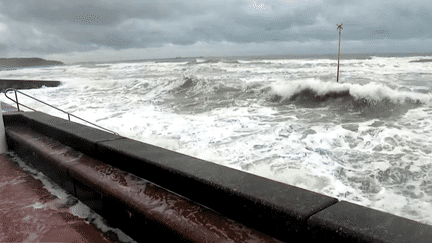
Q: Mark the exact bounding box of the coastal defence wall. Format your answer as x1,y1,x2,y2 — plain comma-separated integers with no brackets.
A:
3,110,432,242
0,79,61,92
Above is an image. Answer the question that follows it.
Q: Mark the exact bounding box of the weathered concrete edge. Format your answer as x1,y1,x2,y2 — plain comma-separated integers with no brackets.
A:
5,125,282,242
307,201,432,243
4,111,432,242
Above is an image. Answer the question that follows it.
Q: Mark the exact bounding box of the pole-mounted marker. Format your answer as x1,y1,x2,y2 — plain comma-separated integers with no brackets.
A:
337,23,343,83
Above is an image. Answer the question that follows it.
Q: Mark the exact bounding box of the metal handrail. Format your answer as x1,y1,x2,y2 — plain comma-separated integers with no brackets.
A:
4,88,120,135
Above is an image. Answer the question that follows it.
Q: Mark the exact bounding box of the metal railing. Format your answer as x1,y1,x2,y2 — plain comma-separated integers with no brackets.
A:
4,88,119,135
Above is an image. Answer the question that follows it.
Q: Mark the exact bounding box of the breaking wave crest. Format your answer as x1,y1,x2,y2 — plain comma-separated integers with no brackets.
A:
166,75,430,118
170,74,241,96
267,79,430,118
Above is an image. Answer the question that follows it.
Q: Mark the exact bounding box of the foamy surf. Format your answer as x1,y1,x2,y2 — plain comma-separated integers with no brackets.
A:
269,78,430,105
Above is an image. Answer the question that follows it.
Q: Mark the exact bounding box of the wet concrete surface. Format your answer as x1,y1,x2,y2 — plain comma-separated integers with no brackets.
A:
0,153,118,243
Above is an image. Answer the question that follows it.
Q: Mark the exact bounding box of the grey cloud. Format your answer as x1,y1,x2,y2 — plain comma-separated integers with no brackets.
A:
1,0,217,25
1,0,432,61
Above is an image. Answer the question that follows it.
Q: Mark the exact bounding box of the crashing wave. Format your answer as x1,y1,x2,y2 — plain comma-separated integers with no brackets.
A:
266,79,429,117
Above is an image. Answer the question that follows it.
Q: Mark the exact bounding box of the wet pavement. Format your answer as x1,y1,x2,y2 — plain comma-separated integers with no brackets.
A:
0,153,118,242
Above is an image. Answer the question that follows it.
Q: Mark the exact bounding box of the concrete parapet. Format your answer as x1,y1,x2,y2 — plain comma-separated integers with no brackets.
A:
3,110,432,242
308,201,431,242
5,123,282,242
96,138,337,241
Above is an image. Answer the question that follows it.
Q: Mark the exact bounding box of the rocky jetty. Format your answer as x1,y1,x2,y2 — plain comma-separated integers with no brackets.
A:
0,58,64,68
409,59,432,63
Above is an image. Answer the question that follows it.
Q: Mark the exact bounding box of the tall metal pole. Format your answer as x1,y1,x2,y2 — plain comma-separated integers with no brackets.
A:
0,108,8,154
336,23,343,83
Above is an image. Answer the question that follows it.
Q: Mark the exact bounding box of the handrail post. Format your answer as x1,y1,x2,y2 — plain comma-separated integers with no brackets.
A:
68,114,70,121
0,107,8,153
14,89,20,111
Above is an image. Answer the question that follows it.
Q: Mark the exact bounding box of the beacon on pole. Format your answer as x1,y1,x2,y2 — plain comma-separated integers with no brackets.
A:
336,23,343,83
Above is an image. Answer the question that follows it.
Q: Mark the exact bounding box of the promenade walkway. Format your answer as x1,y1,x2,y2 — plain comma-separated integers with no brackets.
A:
0,153,117,242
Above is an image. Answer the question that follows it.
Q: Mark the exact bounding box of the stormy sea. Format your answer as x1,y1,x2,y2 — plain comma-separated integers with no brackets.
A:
2,53,432,226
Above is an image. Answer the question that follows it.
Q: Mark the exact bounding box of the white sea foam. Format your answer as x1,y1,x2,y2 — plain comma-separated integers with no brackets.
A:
269,78,431,104
1,55,432,226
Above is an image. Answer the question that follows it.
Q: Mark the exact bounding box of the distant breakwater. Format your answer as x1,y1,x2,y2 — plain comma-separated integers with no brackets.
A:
0,58,63,69
0,79,61,92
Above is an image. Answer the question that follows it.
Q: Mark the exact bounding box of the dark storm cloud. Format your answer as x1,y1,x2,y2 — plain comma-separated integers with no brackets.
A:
1,0,232,52
2,0,180,25
1,0,432,62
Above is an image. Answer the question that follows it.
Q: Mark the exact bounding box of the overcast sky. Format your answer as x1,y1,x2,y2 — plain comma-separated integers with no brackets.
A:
1,0,432,64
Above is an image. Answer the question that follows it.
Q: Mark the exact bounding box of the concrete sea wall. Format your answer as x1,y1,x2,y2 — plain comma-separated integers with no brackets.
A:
3,109,432,242
0,79,61,92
